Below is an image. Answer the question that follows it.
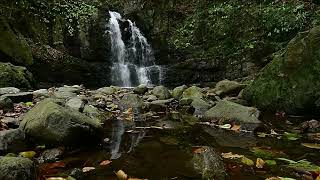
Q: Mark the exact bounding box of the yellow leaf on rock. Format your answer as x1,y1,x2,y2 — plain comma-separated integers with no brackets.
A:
116,170,128,180
100,160,112,166
221,152,244,159
241,156,254,166
256,158,265,168
231,124,241,132
82,167,95,173
19,151,36,158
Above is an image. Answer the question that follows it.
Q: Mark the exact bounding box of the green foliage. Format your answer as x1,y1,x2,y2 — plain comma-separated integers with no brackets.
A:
2,0,98,36
169,0,314,64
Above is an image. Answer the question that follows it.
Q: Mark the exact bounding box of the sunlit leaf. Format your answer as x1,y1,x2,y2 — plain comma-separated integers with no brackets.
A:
19,151,36,158
100,160,112,166
241,156,254,166
265,160,277,166
283,132,301,141
256,158,265,168
193,147,206,154
301,143,320,150
277,158,297,164
116,170,128,180
219,124,231,129
221,152,243,159
231,124,241,132
82,167,95,173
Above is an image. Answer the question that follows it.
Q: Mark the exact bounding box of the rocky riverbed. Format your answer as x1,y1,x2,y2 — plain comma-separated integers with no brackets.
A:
0,80,320,180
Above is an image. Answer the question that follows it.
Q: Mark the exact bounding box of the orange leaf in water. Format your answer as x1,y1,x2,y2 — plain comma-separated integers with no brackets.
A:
192,147,206,154
100,160,112,166
231,124,241,132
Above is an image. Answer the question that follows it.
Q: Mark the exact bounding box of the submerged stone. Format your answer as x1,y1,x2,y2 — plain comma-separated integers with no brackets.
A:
192,146,226,180
0,129,26,153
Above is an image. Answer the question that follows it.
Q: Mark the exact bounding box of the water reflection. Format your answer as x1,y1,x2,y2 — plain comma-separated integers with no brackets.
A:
110,118,125,159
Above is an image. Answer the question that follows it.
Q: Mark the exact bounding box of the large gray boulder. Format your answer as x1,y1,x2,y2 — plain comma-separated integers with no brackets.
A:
152,86,171,100
0,87,20,96
213,79,246,96
182,86,203,100
66,97,85,112
133,84,148,95
96,87,116,95
191,98,211,116
19,99,103,146
120,94,144,108
205,100,261,124
0,157,36,180
172,85,187,99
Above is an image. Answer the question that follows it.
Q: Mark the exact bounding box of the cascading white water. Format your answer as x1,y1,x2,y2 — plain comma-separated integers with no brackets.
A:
107,11,162,87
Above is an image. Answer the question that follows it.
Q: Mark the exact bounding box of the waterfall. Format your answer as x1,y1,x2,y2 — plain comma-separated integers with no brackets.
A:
107,11,162,87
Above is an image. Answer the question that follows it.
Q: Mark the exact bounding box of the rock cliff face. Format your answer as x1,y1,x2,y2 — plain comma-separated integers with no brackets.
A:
0,0,318,87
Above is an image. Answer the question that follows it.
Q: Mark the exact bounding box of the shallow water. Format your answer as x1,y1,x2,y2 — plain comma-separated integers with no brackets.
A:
39,114,320,180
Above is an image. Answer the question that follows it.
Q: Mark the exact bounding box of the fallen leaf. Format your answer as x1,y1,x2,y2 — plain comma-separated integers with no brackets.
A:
221,152,244,159
265,160,277,166
284,132,300,141
301,143,320,150
19,151,36,158
231,124,241,132
316,175,320,180
256,158,265,169
192,147,206,154
116,170,128,180
257,132,267,138
241,156,254,166
100,160,112,166
219,124,231,129
82,167,95,173
46,177,66,180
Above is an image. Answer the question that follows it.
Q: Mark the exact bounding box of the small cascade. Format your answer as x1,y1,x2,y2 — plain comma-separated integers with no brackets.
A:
107,11,162,87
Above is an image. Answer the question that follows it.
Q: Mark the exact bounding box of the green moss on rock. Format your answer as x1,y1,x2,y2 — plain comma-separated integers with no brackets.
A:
243,26,320,114
0,62,34,88
0,18,33,65
20,98,103,146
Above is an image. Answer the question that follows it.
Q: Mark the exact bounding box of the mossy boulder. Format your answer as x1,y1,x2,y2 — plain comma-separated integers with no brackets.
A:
0,18,33,65
182,86,204,100
243,26,320,114
172,85,187,99
0,157,36,180
205,100,261,125
0,62,34,88
20,99,103,146
213,79,246,96
152,86,171,100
